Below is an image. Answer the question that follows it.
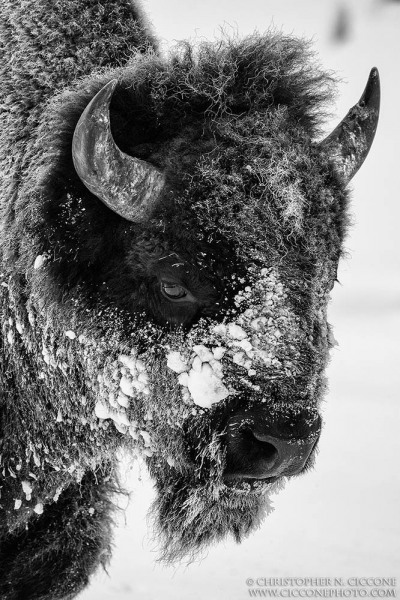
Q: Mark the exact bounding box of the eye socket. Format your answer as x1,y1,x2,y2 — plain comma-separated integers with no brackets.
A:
161,282,188,300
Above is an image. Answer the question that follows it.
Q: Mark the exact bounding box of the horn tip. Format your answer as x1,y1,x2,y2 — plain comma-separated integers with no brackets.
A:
368,67,380,94
360,67,380,110
98,78,119,102
106,78,119,90
369,66,380,79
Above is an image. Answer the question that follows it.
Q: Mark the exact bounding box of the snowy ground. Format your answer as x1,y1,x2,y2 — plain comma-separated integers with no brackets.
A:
80,1,400,598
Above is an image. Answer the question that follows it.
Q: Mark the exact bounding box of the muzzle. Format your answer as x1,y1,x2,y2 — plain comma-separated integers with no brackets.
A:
223,405,321,483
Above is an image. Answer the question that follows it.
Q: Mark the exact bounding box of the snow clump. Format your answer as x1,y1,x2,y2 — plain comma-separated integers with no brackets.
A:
166,351,190,373
33,255,46,270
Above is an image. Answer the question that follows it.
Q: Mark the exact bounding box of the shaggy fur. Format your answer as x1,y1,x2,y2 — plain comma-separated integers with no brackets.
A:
1,1,351,598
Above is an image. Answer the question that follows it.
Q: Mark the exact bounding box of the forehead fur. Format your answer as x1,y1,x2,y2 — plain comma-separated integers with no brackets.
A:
120,32,336,133
24,32,347,284
125,34,345,259
158,114,347,268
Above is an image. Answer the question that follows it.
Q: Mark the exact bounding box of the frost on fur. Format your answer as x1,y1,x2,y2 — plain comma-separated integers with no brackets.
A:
0,0,373,598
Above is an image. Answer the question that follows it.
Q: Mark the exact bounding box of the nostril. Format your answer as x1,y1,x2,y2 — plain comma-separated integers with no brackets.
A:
243,429,279,467
224,427,282,480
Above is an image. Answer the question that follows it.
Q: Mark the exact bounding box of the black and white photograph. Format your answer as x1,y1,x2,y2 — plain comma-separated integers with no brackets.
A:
0,1,398,599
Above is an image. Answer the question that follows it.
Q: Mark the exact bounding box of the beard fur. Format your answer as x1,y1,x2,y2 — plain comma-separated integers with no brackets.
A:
147,430,284,563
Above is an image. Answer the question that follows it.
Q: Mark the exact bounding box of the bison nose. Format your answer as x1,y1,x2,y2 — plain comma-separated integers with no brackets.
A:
223,408,321,482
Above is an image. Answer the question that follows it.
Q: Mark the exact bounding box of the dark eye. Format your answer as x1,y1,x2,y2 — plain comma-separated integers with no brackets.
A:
161,282,187,300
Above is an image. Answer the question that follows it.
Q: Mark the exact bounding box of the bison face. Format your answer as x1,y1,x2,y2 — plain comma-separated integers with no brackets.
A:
26,38,378,562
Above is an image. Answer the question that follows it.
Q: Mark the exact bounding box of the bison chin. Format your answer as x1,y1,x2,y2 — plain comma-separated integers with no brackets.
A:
146,443,284,563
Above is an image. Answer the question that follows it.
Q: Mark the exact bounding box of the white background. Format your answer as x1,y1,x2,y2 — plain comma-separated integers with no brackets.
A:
80,1,400,598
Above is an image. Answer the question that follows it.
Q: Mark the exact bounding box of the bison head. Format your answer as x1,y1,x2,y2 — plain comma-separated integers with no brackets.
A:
15,35,379,562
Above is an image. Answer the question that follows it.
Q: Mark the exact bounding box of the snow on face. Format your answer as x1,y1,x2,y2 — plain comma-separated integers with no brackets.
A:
2,263,328,521
45,265,312,469
84,266,305,428
165,267,307,410
93,351,153,449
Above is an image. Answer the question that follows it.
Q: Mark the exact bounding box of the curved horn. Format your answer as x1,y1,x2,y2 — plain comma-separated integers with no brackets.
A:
72,79,165,222
318,67,380,183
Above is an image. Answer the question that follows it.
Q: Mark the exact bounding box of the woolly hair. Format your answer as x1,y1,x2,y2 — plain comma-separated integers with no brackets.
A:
0,469,118,600
0,2,350,597
148,469,280,564
1,32,345,291
0,0,158,108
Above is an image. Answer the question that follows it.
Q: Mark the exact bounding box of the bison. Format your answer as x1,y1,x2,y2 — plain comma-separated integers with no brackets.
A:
0,0,380,598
